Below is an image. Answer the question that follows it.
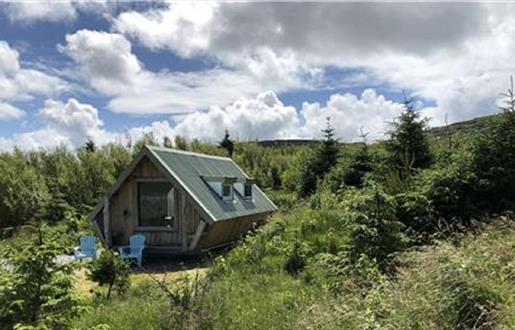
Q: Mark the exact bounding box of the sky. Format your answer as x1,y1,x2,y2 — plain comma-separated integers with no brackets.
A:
0,1,513,151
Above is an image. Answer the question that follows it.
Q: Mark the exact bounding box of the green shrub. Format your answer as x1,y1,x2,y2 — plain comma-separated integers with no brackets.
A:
0,152,50,230
284,239,307,276
393,191,437,241
0,225,82,329
87,250,130,300
473,112,515,212
343,188,409,270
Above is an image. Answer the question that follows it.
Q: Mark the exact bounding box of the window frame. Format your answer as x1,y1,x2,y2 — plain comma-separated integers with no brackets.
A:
243,183,253,200
135,179,177,232
221,182,233,201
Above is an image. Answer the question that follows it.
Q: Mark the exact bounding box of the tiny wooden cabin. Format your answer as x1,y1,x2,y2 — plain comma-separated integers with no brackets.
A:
89,145,277,254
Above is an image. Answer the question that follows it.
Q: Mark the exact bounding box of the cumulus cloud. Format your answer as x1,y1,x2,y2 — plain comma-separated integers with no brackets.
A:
59,30,142,94
113,2,485,62
172,91,301,141
300,89,405,141
169,89,406,142
0,102,25,120
0,98,113,151
60,30,320,115
0,1,107,23
114,2,216,58
0,40,69,103
39,98,112,146
0,89,406,151
112,2,515,124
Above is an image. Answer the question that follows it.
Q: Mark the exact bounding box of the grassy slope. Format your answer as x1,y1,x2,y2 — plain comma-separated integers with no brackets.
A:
186,211,515,330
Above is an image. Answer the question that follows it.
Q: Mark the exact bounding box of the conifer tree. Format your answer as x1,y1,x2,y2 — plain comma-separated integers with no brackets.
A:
387,93,432,172
345,128,373,187
319,117,339,174
84,139,96,153
299,117,339,196
219,129,235,157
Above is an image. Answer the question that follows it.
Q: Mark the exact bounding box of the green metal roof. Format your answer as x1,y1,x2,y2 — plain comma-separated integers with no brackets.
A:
145,146,277,221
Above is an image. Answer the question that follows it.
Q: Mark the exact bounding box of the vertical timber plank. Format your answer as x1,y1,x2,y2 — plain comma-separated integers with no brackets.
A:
103,197,111,246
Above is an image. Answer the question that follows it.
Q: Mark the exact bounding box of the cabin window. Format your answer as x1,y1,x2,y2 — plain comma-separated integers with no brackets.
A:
222,183,233,201
137,181,175,227
244,183,253,200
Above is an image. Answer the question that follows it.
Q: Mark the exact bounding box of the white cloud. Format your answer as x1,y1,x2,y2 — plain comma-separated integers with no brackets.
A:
0,102,25,120
0,89,406,151
300,89,405,141
114,2,216,58
171,90,301,141
60,30,320,115
0,98,113,151
166,89,405,142
0,1,107,23
113,2,485,63
111,3,515,124
0,40,69,103
59,30,141,94
39,98,112,146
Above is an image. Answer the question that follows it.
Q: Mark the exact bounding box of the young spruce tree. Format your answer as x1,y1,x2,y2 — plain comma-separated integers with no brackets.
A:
299,117,339,196
387,93,432,173
219,129,235,157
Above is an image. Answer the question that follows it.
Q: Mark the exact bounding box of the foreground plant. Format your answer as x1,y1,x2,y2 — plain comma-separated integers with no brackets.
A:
0,224,82,330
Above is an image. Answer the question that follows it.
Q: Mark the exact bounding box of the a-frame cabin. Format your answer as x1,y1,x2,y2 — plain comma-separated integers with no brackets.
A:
89,145,277,255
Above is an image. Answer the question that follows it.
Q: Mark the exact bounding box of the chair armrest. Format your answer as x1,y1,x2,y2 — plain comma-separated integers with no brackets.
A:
118,246,130,255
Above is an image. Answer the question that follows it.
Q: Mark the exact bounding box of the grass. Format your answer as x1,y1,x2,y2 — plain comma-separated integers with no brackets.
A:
185,211,515,329
71,257,210,330
70,209,515,330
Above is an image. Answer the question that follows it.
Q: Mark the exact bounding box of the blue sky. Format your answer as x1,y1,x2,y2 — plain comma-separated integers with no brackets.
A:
0,2,510,150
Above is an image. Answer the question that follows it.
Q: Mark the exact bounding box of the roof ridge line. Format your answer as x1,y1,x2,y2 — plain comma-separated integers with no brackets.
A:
145,145,232,161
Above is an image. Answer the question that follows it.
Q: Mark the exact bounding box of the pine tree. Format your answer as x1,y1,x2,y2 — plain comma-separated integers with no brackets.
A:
299,117,339,196
84,139,96,153
219,129,235,157
345,128,373,187
387,93,432,173
319,117,339,174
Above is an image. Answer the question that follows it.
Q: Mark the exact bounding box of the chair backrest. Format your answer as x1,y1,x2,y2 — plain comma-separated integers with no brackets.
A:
80,235,96,253
129,234,146,254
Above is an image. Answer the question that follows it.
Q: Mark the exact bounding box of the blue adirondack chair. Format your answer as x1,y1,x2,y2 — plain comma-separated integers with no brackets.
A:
74,235,97,262
118,234,146,267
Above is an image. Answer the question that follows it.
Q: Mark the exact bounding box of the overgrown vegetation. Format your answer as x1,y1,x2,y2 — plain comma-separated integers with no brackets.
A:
1,84,515,329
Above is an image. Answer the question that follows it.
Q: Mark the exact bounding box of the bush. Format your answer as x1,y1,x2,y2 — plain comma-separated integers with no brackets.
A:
416,163,478,224
0,152,50,230
87,250,130,300
473,112,515,212
0,225,81,329
325,145,374,192
284,238,307,276
393,191,437,241
343,187,409,271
